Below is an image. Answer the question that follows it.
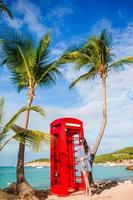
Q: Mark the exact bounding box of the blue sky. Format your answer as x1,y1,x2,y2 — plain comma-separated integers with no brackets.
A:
0,0,133,166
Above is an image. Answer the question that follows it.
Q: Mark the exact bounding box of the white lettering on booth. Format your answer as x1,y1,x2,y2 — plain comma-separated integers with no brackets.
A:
65,123,81,127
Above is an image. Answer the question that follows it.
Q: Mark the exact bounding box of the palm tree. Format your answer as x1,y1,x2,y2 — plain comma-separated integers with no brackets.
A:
0,98,49,151
59,29,133,162
0,0,13,19
1,31,61,198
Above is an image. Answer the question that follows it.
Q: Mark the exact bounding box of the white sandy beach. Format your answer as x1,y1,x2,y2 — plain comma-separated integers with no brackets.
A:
46,182,133,200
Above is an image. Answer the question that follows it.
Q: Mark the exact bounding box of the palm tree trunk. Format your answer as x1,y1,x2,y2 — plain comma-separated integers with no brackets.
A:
16,89,34,184
16,89,39,199
91,77,107,162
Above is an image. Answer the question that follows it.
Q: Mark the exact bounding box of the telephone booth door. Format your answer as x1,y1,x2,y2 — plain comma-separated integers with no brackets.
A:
50,118,85,196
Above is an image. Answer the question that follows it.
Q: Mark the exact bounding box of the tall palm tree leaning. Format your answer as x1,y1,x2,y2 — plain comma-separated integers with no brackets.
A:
59,29,133,163
1,31,61,198
0,0,13,19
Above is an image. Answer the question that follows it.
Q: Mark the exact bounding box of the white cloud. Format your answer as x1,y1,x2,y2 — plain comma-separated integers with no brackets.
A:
5,0,47,38
90,18,114,35
4,16,23,30
4,1,75,40
16,0,48,38
114,22,133,58
45,5,74,38
45,6,74,20
50,41,67,58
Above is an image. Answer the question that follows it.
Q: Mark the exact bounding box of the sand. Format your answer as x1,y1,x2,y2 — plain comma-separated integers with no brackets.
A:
46,182,133,200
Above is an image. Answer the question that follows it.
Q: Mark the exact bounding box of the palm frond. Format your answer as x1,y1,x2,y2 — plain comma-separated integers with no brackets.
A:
10,70,29,92
89,30,114,65
1,105,45,142
34,32,53,81
29,105,46,117
75,52,95,70
34,32,62,88
109,57,133,71
99,30,113,65
36,61,62,87
36,32,51,68
1,31,36,89
100,29,113,49
58,46,93,71
57,42,87,66
16,44,32,82
61,38,99,70
0,1,13,19
12,124,50,152
69,67,98,89
1,30,61,91
59,51,81,64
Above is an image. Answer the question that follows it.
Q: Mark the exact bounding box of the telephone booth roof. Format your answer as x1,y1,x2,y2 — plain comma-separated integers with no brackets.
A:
50,117,83,127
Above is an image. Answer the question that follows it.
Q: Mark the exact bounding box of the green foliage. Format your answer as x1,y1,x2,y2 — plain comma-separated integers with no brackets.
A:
12,124,50,152
94,147,133,163
0,31,61,92
59,29,133,88
0,102,47,151
0,105,45,143
28,106,46,117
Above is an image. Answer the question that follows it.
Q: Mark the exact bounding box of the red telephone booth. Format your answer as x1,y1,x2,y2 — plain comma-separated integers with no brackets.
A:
50,117,85,196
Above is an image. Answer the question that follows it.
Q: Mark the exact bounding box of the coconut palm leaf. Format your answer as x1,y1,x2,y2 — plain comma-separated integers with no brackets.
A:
28,105,45,117
1,31,62,92
60,51,81,63
69,67,98,89
0,124,49,151
99,29,113,49
109,57,133,71
12,124,49,152
1,105,45,143
1,32,36,90
36,62,62,87
57,42,90,68
0,0,13,19
35,32,51,71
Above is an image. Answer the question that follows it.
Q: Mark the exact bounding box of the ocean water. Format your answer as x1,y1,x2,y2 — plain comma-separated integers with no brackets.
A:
0,165,133,189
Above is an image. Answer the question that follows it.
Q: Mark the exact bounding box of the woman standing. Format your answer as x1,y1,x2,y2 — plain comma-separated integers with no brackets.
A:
78,138,92,196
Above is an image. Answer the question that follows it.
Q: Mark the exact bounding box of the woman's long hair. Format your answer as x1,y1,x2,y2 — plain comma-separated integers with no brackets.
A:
82,138,89,155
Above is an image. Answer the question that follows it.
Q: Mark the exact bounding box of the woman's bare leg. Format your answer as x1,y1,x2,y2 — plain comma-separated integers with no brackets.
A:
82,171,91,195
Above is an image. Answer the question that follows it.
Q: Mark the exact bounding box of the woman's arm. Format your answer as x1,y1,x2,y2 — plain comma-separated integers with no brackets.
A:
87,146,91,160
80,156,87,161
